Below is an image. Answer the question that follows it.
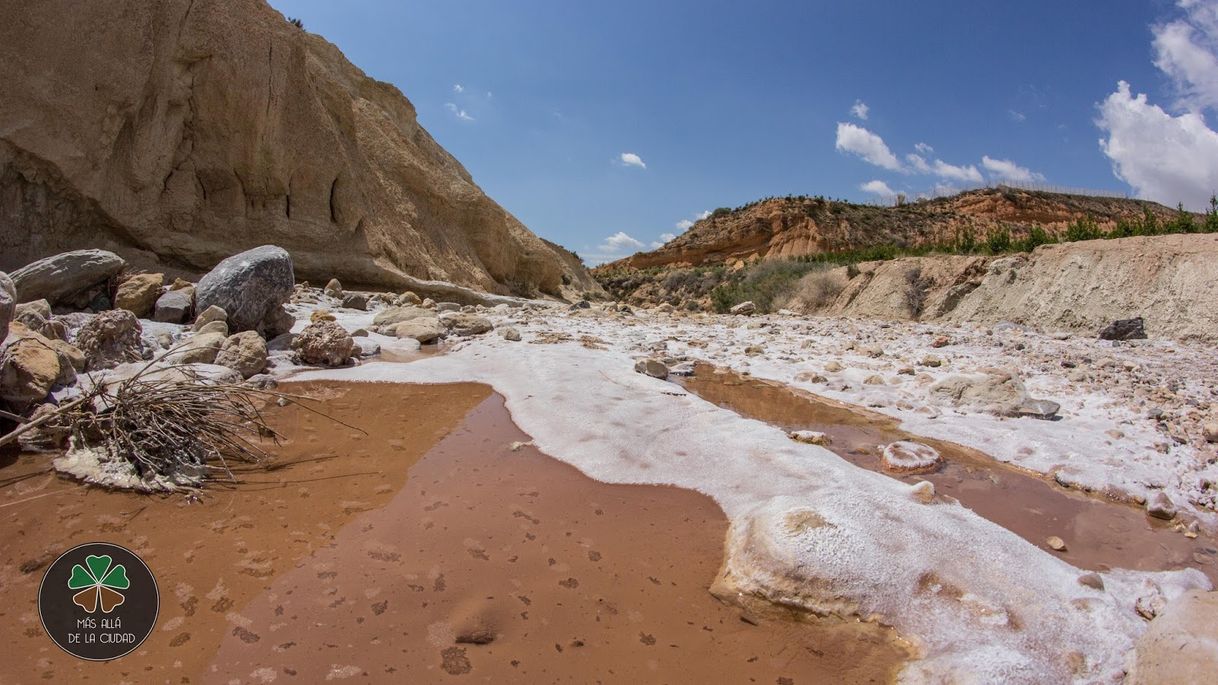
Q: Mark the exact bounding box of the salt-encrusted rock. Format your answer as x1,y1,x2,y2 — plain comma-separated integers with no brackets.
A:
930,369,1029,416
881,441,942,473
1078,573,1105,590
436,302,461,313
1147,492,1177,521
823,361,843,373
324,278,343,298
9,249,125,306
75,309,144,370
789,430,831,446
1098,317,1147,341
353,337,380,357
442,313,493,336
499,326,522,342
0,272,14,343
729,301,756,315
372,305,433,327
193,305,227,331
341,292,368,311
114,273,164,317
910,481,935,503
392,319,444,344
1046,536,1067,552
292,321,354,367
1128,590,1218,685
634,358,669,379
215,331,268,378
669,361,696,376
195,320,229,337
310,309,336,323
195,246,294,334
153,288,194,324
0,323,64,404
1015,398,1061,420
166,331,227,365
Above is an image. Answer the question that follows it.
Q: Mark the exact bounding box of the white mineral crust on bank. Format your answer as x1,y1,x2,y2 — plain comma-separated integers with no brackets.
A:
290,303,1213,683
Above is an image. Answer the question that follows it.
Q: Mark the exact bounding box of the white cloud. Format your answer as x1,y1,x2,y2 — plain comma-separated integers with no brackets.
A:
1009,109,1027,123
600,231,644,252
1097,2,1218,209
905,153,932,174
835,122,904,171
1153,0,1218,111
650,232,678,249
619,152,647,169
1098,81,1218,209
674,210,710,231
932,159,984,184
860,180,896,197
583,231,648,265
914,142,934,155
851,99,870,120
982,155,1045,183
445,103,474,121
453,83,465,93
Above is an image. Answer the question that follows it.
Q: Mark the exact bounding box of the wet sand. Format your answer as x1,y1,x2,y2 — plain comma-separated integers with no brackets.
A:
0,381,909,683
678,363,1218,583
0,382,490,683
206,383,909,683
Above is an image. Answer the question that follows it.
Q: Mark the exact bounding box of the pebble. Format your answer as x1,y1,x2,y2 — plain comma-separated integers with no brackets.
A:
1046,536,1067,552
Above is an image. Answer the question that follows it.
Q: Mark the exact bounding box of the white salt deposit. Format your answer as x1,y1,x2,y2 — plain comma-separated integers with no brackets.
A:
290,314,1211,683
882,441,942,472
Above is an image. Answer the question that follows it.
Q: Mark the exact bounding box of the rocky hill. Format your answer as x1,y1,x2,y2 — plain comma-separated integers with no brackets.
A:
0,0,598,299
603,187,1190,270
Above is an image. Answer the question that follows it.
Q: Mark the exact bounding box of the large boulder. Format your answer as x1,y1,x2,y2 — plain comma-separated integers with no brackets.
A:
392,319,444,344
1098,317,1147,341
930,369,1028,416
153,289,194,324
195,246,294,334
0,272,14,343
75,309,145,371
441,313,493,337
292,321,354,367
214,331,268,379
8,249,125,306
372,306,434,327
114,273,164,317
1128,590,1218,684
1,322,65,404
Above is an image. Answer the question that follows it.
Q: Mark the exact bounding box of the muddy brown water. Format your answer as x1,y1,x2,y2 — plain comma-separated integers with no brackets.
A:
677,363,1218,584
0,381,909,683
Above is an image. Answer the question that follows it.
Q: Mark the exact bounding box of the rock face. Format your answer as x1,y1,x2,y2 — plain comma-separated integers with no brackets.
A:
7,250,125,306
0,0,599,300
195,246,294,334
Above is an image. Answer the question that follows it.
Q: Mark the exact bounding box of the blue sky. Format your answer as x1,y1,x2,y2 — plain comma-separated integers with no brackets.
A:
269,0,1218,263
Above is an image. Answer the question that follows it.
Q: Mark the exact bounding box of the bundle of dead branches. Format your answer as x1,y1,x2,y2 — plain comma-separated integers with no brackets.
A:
71,364,281,482
0,355,295,488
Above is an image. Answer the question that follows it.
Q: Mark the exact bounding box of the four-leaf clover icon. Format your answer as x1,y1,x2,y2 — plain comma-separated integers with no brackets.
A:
68,554,130,614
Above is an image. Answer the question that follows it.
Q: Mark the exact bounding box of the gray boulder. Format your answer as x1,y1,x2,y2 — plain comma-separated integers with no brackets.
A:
441,313,493,336
195,246,294,334
1098,317,1147,341
9,249,126,306
392,318,444,344
341,292,368,311
153,289,194,323
730,301,757,315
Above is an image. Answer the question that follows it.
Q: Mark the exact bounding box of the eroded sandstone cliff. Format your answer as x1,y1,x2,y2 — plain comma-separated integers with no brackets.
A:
0,0,598,298
605,188,1188,270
